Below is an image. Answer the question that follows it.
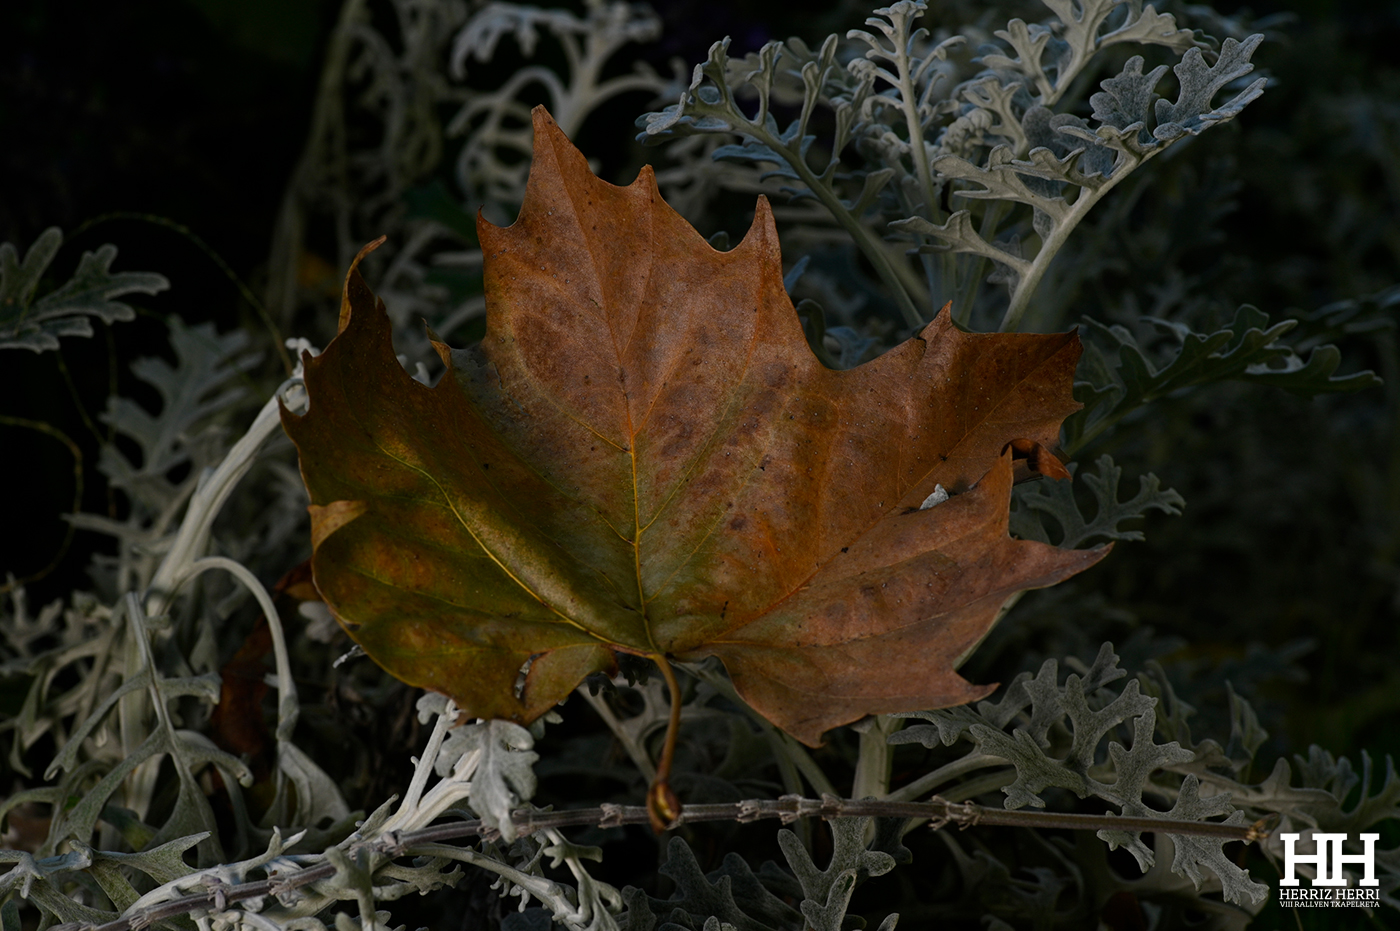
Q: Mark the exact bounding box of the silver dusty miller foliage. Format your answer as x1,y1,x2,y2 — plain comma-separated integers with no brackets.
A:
0,229,169,353
637,0,1262,332
265,0,679,369
3,1,1398,931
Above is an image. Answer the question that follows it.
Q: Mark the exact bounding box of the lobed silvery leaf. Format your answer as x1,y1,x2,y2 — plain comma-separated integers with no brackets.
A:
796,872,856,931
449,1,661,78
1090,54,1169,138
460,719,539,842
1119,775,1266,905
1020,108,1116,179
1228,754,1400,904
100,318,261,513
893,210,1028,280
1009,455,1185,549
1278,747,1400,834
969,679,1162,810
980,18,1056,99
894,643,1269,903
631,836,801,931
81,833,206,912
977,0,1197,107
1097,3,1198,54
272,740,354,841
1153,34,1267,142
1289,283,1400,352
780,818,896,931
892,642,1129,749
931,146,1074,219
0,228,168,353
949,76,1028,155
1068,304,1379,448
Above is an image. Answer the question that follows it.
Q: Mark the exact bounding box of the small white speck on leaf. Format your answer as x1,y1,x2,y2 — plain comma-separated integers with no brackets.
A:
920,485,950,509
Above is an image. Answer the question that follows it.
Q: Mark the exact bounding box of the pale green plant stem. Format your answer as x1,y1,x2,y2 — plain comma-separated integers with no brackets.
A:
101,373,309,830
682,662,837,797
999,146,1156,332
124,595,174,744
763,728,806,797
851,715,901,799
736,118,924,329
949,199,1013,323
68,617,120,755
144,376,307,620
883,752,1003,803
383,705,483,835
578,687,658,782
412,842,590,922
941,768,1016,803
121,594,209,835
394,751,482,831
178,557,299,740
890,52,939,227
117,620,156,821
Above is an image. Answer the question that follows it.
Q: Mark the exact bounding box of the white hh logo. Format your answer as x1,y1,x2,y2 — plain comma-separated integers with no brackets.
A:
1279,833,1380,887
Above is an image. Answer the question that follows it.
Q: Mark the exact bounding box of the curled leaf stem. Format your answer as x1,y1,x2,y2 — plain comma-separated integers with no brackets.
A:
646,653,684,831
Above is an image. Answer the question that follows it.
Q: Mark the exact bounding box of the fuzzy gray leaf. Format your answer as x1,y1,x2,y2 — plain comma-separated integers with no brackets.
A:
84,833,206,910
1010,455,1184,549
932,147,1072,218
778,818,894,908
1153,35,1267,141
99,318,260,512
460,719,539,842
892,643,1128,748
1069,304,1379,447
971,676,1158,810
797,871,856,931
273,740,354,836
897,643,1266,902
1224,683,1269,771
0,228,168,352
646,837,800,931
1284,747,1400,834
1157,779,1266,905
893,210,1029,283
1090,55,1169,136
1099,4,1197,54
1093,708,1198,867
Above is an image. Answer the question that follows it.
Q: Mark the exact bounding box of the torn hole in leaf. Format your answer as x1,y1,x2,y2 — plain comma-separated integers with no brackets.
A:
1005,437,1072,482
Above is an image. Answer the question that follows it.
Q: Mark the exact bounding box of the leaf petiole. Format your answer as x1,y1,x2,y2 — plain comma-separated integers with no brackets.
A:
645,653,684,832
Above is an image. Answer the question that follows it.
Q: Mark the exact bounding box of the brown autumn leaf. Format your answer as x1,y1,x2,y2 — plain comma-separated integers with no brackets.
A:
281,107,1107,747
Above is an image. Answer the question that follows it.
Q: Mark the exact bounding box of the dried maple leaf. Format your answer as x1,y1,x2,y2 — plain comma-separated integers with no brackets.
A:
282,107,1107,747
